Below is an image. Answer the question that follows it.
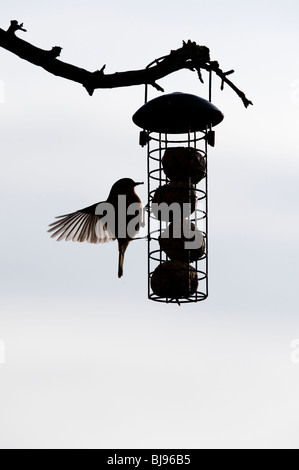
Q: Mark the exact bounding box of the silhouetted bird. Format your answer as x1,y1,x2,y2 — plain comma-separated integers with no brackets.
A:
48,178,144,278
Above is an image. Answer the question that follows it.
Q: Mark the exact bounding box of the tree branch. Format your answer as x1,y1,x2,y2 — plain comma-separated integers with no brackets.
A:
0,21,253,107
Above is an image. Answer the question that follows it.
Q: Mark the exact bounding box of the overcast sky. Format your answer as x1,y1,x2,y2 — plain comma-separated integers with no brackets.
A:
1,0,299,449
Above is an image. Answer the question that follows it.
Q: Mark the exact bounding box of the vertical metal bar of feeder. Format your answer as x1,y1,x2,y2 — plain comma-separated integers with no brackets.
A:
159,133,163,268
147,135,151,300
187,129,192,297
205,127,209,299
194,131,198,302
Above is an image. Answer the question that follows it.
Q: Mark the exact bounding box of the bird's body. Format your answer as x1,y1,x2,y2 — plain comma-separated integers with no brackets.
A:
48,178,143,278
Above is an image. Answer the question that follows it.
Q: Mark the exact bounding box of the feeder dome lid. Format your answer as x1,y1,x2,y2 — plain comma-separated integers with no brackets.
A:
132,92,224,134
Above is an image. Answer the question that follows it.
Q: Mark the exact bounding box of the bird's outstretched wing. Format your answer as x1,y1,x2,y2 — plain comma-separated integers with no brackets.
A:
48,203,116,244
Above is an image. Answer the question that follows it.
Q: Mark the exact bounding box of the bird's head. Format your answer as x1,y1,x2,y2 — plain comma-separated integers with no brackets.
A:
109,178,144,196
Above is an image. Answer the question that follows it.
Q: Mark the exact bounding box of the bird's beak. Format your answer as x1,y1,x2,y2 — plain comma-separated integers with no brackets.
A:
134,181,144,186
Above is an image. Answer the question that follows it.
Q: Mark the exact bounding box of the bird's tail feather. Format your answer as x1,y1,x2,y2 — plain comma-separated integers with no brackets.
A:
118,242,128,278
118,250,124,278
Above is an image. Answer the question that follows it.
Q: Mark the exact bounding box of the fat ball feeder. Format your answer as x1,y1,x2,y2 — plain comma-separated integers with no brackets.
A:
133,83,224,304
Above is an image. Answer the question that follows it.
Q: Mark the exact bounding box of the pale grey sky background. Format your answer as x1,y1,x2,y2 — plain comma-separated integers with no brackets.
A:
1,0,299,449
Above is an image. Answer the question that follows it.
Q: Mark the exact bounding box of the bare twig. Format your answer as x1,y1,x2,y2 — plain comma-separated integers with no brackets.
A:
0,22,253,107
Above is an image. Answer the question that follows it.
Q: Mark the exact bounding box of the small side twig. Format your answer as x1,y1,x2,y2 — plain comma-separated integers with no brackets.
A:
7,20,27,35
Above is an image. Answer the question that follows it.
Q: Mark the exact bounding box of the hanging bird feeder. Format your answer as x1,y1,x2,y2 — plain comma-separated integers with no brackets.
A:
133,84,224,304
